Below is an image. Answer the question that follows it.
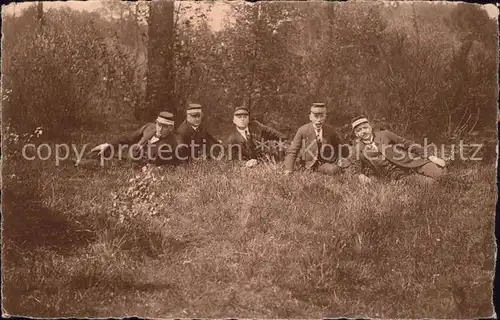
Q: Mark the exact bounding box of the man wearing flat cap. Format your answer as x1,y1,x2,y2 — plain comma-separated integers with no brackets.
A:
284,103,349,175
349,115,447,183
89,111,187,166
226,106,288,168
176,103,220,161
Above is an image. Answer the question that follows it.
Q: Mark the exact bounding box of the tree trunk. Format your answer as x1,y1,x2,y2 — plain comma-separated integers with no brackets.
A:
37,1,44,32
142,0,175,122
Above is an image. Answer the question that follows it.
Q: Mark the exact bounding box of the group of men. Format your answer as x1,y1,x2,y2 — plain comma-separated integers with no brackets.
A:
89,102,447,182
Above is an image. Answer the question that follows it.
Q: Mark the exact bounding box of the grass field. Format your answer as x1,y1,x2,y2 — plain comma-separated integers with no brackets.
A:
1,146,496,318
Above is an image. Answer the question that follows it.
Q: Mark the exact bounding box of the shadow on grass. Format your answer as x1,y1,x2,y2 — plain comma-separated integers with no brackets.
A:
2,182,97,316
2,187,97,261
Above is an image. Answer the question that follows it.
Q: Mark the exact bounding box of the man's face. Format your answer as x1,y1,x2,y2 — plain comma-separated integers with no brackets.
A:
354,123,373,141
233,114,249,129
156,122,174,138
309,111,326,128
186,112,203,126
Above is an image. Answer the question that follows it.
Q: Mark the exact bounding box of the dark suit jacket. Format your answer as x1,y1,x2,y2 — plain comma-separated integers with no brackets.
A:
147,133,188,166
176,120,219,159
89,123,187,166
351,130,430,176
284,123,347,171
226,120,287,161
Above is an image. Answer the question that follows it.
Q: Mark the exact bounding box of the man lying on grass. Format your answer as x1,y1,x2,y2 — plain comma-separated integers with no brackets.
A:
284,102,350,175
87,111,188,166
348,115,447,183
226,106,288,168
176,103,222,161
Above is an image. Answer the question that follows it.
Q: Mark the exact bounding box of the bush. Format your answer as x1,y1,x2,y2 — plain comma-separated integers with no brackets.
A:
2,5,143,138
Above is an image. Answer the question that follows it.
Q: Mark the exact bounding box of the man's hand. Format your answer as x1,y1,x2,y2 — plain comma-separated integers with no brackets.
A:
428,155,446,167
337,157,351,168
90,143,112,155
358,174,372,184
244,159,258,168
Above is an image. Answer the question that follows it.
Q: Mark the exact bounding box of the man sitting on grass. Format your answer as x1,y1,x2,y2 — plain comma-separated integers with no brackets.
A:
284,102,350,175
226,106,288,168
349,115,446,183
88,111,188,166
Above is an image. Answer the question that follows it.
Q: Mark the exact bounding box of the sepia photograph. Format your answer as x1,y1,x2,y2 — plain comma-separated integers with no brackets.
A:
1,0,498,318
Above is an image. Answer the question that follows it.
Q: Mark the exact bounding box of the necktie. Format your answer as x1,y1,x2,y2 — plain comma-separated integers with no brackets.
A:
364,141,384,160
315,129,323,162
315,129,322,143
365,141,377,151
